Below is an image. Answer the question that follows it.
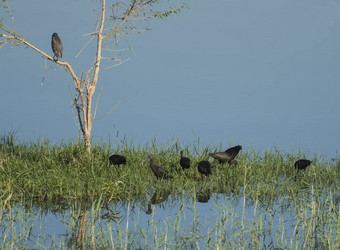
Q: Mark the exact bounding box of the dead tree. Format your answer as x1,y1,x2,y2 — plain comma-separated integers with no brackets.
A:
0,0,185,153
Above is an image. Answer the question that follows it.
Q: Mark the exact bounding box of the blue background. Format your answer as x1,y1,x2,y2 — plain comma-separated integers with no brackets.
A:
1,0,340,157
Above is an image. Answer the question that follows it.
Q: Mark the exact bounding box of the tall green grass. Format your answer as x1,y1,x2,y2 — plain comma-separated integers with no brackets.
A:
0,128,339,248
0,132,339,205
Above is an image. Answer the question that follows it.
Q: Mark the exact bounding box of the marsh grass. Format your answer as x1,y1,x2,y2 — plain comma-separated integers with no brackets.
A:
0,132,339,205
0,132,339,248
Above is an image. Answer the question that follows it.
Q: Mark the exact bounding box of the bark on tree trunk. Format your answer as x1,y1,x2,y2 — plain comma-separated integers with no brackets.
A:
84,129,91,154
84,91,93,154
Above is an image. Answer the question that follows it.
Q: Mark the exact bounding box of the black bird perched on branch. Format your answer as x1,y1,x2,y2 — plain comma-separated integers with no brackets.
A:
209,145,242,165
180,150,191,170
197,161,212,179
294,159,312,170
51,33,63,60
142,155,173,180
109,154,126,167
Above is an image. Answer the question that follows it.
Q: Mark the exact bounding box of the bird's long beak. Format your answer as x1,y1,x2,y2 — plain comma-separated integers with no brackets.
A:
141,156,151,165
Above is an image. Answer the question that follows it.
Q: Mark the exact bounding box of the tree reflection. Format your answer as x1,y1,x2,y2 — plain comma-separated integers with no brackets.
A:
3,196,124,249
67,202,88,249
66,197,123,249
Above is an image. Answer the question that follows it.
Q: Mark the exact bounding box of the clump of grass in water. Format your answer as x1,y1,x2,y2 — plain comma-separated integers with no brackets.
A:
0,132,339,207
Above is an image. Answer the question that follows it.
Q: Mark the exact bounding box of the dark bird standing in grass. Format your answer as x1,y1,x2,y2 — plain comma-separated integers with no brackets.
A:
109,154,126,167
294,159,312,170
142,155,173,180
197,160,212,179
51,33,63,60
209,145,242,165
180,150,191,170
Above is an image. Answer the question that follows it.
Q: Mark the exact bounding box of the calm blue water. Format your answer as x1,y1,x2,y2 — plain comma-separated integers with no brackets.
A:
1,189,337,249
1,0,339,247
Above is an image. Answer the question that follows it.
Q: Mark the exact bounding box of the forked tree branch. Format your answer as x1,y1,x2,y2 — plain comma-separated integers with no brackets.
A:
102,0,153,40
1,34,80,87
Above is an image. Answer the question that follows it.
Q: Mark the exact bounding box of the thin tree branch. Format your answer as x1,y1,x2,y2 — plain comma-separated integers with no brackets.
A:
102,0,147,40
1,32,88,136
91,0,106,90
93,85,103,120
93,101,121,121
68,82,84,133
1,34,80,90
100,58,129,70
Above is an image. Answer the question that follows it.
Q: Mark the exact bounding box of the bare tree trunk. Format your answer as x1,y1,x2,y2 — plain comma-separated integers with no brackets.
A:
81,0,105,154
84,91,93,154
84,127,92,154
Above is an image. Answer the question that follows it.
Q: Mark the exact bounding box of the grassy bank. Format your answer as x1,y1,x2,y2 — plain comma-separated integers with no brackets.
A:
0,132,339,248
0,132,339,205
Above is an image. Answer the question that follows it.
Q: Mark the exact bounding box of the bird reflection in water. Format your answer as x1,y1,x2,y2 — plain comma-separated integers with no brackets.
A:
196,190,211,203
146,189,171,215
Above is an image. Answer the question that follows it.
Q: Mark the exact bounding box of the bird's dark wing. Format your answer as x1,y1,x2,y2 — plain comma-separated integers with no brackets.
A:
224,146,242,159
294,159,311,170
209,152,232,163
156,166,173,179
180,157,191,168
198,161,212,176
109,154,126,165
